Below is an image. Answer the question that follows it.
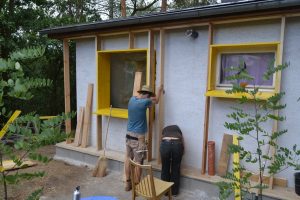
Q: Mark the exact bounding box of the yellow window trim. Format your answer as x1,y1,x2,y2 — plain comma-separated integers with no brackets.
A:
96,48,150,119
205,90,275,100
94,108,128,119
207,42,281,99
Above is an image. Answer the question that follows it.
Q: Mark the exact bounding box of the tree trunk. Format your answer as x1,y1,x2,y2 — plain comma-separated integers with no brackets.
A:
161,0,167,12
121,0,126,17
108,0,114,19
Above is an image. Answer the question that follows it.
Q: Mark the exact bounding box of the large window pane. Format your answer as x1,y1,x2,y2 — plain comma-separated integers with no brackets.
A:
110,52,147,109
219,53,275,87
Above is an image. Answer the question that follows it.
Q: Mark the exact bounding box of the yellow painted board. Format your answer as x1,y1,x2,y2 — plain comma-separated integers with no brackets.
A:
0,160,36,172
205,90,274,100
210,41,280,49
0,110,21,140
94,108,128,119
39,116,56,120
233,135,241,200
97,48,148,54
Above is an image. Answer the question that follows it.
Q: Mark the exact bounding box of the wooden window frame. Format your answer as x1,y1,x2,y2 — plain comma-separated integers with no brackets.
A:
206,42,281,100
95,48,149,119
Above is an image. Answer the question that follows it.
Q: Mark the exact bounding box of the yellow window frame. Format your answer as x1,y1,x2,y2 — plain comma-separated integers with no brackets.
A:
206,42,281,100
95,48,149,119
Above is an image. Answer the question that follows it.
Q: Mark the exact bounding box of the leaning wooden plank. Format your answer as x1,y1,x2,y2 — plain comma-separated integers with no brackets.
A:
132,72,142,97
0,160,36,172
0,110,21,140
73,107,85,147
81,84,94,148
217,134,233,176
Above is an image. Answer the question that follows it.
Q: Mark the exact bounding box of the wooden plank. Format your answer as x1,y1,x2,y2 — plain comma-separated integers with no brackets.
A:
0,110,21,140
248,173,287,187
73,107,85,147
217,134,233,176
132,72,142,97
233,135,241,200
201,23,213,174
63,39,72,143
0,160,36,172
147,30,155,162
81,84,94,148
157,28,165,165
129,32,135,49
269,16,286,189
96,35,103,151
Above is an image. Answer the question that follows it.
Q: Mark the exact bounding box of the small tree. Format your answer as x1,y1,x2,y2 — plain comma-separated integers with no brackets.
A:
217,62,300,200
0,47,71,200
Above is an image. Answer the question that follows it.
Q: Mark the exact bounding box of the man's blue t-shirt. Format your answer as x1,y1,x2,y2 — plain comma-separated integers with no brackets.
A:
127,96,152,134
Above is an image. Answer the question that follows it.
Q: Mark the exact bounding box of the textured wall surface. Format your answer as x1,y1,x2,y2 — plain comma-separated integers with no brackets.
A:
75,17,300,187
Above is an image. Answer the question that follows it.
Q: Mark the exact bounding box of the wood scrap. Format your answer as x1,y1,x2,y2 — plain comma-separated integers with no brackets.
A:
217,134,233,176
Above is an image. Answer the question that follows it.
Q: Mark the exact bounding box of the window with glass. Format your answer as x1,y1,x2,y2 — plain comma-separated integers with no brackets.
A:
217,52,275,89
97,49,149,118
206,42,281,99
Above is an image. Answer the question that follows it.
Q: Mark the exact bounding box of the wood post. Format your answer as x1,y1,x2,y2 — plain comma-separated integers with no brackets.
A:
157,28,165,165
201,23,213,174
147,30,155,162
63,39,72,143
96,36,103,151
269,16,286,189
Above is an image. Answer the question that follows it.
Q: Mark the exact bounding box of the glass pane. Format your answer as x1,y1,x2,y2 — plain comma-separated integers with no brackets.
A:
110,52,147,109
219,53,275,86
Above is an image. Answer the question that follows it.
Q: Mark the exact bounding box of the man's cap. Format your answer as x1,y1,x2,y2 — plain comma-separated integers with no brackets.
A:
137,85,154,96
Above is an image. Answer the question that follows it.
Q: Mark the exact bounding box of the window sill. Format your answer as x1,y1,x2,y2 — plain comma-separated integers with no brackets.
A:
205,90,274,100
94,108,128,119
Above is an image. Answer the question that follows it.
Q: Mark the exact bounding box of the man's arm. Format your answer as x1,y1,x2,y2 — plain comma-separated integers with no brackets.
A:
150,84,164,104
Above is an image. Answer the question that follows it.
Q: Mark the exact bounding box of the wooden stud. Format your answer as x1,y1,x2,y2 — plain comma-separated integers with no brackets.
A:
73,107,85,147
217,134,233,176
201,23,213,174
129,32,135,49
81,84,94,148
96,36,103,151
157,28,165,165
269,16,286,189
147,30,155,162
63,39,72,143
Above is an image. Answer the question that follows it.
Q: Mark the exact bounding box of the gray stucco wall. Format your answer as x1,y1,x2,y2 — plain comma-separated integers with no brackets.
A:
75,17,300,187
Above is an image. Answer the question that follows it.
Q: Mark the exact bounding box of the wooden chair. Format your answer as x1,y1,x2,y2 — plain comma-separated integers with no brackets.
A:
129,159,174,200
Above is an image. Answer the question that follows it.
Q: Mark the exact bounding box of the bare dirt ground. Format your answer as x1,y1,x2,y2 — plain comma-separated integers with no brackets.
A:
0,145,91,200
0,145,215,200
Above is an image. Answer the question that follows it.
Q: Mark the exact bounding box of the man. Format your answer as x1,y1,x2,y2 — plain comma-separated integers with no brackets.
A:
124,84,163,191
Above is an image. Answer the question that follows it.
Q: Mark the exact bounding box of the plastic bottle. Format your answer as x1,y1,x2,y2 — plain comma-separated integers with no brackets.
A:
73,186,81,200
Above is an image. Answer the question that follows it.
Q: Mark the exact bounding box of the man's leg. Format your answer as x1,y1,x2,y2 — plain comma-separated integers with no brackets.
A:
125,139,133,191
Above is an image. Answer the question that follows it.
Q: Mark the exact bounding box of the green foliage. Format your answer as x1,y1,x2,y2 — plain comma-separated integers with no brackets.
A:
217,62,300,199
26,187,43,200
0,47,72,200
